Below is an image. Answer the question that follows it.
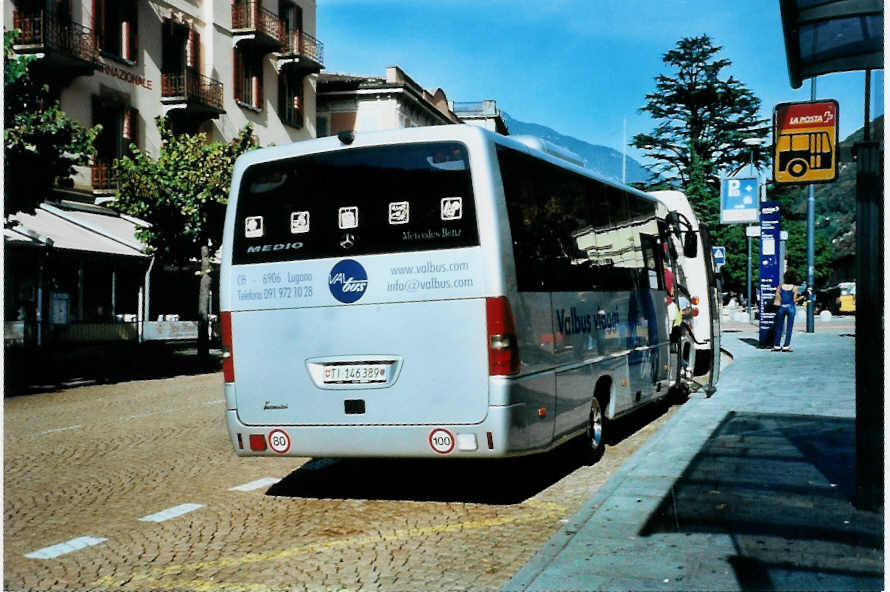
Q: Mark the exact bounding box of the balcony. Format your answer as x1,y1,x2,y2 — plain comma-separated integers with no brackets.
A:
277,30,324,73
232,1,284,54
12,12,99,83
91,162,118,194
161,68,225,121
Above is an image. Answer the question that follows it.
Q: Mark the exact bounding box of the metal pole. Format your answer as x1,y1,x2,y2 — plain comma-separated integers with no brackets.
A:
806,77,816,332
854,69,882,511
747,232,752,322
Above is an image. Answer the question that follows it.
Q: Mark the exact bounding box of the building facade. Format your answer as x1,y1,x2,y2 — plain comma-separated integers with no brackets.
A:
4,0,324,350
316,66,459,137
6,0,323,196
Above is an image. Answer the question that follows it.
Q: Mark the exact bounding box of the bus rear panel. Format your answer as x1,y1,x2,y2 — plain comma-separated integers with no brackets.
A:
221,133,521,457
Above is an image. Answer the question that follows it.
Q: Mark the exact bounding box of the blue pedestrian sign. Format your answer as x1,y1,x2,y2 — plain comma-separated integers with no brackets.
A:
720,177,760,224
712,246,726,266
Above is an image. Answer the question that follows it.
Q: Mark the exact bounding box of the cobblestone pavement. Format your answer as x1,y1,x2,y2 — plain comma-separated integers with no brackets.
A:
5,370,680,591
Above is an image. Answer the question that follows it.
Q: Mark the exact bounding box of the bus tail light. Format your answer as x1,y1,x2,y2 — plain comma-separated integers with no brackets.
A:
691,296,700,305
249,434,266,451
486,297,520,376
692,307,700,317
221,311,234,383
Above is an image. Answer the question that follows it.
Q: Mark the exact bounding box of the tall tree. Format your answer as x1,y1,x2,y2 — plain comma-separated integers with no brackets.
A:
112,117,256,357
633,35,767,204
631,35,769,293
4,31,100,218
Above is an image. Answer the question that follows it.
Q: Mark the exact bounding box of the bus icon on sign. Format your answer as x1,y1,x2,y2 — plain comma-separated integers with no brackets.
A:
776,131,833,179
773,99,838,184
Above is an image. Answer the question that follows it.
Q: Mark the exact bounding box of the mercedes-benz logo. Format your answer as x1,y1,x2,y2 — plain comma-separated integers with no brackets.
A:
340,233,355,250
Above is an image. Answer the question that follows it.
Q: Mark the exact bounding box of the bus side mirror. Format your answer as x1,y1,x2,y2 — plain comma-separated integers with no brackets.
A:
665,211,682,238
683,232,698,258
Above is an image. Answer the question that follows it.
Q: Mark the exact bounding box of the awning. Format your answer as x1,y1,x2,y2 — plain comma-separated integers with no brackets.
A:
4,201,149,258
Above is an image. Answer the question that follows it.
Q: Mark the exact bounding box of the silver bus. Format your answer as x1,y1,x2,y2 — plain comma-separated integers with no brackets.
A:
220,125,719,461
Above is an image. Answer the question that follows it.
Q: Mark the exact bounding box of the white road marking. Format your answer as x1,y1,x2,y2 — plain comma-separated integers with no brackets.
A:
138,503,204,523
228,477,279,492
204,399,225,405
38,424,82,436
25,536,107,559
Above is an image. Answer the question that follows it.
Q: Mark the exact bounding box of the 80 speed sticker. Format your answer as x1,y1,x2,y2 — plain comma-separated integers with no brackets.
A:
268,429,291,454
428,428,455,454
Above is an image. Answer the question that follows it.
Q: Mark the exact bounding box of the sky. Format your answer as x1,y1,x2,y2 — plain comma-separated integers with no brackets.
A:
316,0,883,164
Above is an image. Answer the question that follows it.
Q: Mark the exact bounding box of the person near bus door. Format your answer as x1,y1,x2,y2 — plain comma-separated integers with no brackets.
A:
772,270,805,352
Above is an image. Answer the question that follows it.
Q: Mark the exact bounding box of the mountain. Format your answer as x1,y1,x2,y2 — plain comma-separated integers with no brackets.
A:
501,112,649,184
799,115,883,259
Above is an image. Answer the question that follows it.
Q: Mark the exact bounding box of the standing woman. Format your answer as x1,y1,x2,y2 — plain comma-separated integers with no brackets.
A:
773,271,805,351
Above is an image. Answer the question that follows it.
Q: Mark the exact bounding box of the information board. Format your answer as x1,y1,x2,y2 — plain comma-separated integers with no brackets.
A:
758,202,782,346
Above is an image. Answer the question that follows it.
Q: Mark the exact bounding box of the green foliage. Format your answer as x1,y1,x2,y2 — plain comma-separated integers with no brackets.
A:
632,35,768,197
112,117,256,265
4,30,100,217
632,34,837,292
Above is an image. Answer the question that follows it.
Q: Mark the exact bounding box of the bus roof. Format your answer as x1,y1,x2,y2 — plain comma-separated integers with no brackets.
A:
231,124,660,206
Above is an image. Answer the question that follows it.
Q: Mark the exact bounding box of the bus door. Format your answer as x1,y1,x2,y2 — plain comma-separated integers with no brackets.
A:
699,225,721,391
639,233,670,396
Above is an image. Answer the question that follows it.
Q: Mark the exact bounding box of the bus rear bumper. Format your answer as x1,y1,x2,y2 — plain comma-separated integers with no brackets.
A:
225,405,532,458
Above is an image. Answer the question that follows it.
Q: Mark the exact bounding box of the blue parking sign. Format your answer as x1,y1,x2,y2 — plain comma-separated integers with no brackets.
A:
720,177,760,224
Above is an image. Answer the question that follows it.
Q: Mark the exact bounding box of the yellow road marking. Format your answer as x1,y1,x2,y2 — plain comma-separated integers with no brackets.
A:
92,499,565,590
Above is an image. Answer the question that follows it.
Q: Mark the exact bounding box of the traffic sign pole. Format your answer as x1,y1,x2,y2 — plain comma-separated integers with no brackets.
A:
747,231,752,322
806,79,816,333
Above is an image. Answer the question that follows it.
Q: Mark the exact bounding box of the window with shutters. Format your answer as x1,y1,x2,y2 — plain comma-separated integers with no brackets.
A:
92,97,139,190
279,1,302,53
161,20,203,99
234,46,264,110
278,69,304,128
94,0,138,62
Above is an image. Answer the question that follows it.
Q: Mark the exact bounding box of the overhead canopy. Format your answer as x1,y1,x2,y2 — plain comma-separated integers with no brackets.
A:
4,201,149,258
780,0,883,89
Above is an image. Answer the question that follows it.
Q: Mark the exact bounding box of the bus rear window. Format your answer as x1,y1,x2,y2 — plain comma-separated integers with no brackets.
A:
232,142,478,264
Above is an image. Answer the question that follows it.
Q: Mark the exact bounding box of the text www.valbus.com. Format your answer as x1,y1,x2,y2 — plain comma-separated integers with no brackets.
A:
388,260,473,292
390,261,470,275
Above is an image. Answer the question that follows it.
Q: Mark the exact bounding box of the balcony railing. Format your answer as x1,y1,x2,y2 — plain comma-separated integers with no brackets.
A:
281,30,324,67
161,68,225,112
92,162,118,191
12,12,99,65
232,1,283,42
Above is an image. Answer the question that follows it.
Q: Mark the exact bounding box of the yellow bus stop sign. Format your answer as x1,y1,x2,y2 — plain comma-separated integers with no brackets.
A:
773,100,839,184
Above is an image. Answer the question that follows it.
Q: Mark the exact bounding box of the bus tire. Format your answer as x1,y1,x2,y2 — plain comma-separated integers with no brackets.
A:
787,159,808,178
581,394,607,465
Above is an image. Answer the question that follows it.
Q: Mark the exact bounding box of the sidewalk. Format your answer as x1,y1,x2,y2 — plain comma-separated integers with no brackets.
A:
504,327,883,591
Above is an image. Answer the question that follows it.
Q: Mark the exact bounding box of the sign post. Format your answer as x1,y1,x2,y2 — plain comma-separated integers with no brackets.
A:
712,246,726,270
720,177,760,224
721,176,760,322
773,100,839,184
758,202,781,347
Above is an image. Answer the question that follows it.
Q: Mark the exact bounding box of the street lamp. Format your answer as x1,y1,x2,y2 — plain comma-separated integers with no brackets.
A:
742,137,764,322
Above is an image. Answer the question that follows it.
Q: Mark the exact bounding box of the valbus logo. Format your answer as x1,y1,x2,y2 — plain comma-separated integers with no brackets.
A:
773,100,839,184
328,260,368,303
329,272,368,293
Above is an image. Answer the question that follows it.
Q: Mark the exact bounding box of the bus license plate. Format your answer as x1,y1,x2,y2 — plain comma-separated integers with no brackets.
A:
323,364,388,384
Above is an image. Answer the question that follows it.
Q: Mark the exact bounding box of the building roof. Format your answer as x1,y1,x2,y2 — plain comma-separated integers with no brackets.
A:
4,201,149,258
318,67,460,124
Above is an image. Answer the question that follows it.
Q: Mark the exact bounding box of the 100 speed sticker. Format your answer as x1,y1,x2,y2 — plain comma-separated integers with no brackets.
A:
428,428,455,454
268,429,291,454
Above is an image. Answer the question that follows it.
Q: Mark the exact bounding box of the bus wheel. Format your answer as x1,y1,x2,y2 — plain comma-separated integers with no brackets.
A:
581,396,607,465
787,159,808,178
